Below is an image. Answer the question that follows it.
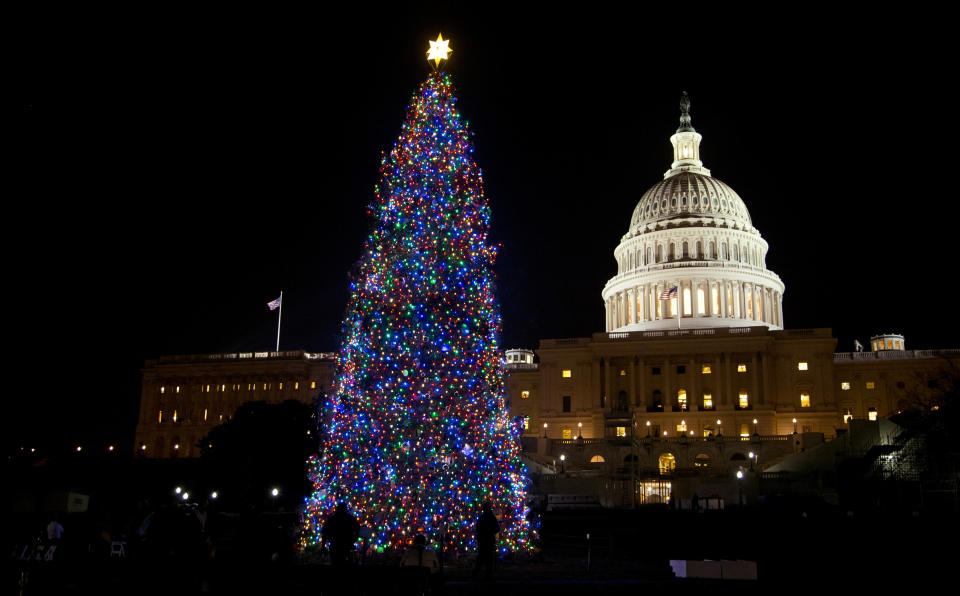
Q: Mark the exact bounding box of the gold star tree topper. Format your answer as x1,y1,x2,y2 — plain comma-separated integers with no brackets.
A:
427,34,451,68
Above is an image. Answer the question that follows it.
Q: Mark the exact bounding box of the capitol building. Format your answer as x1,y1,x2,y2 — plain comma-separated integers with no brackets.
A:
503,95,956,507
134,94,954,508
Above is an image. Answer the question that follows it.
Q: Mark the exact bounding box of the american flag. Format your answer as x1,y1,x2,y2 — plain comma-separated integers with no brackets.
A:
267,296,282,310
659,286,678,300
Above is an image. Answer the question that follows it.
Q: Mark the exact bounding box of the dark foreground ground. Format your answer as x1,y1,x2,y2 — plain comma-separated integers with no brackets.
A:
7,506,957,594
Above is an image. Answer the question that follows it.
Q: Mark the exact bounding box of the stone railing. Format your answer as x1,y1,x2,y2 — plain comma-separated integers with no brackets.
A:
158,350,335,364
834,349,960,362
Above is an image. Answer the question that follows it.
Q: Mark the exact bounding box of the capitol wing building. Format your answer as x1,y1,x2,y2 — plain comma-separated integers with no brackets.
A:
504,95,957,507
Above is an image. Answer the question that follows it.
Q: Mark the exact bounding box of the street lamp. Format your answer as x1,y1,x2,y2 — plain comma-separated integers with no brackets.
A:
752,418,759,435
271,487,280,497
543,422,548,438
559,454,566,473
577,422,583,439
646,421,651,437
792,418,798,433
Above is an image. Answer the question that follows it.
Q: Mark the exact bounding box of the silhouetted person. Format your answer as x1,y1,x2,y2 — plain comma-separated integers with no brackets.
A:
474,502,500,580
322,503,360,566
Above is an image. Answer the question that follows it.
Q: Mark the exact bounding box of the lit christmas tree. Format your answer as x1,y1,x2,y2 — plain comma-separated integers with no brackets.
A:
302,36,531,555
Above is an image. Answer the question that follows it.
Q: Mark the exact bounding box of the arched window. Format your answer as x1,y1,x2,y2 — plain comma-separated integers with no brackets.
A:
730,452,747,462
721,242,728,260
658,453,676,475
694,453,712,469
646,247,652,265
656,245,662,262
696,241,702,258
734,244,740,261
708,241,716,258
669,243,676,261
682,241,689,258
697,286,706,315
590,455,606,463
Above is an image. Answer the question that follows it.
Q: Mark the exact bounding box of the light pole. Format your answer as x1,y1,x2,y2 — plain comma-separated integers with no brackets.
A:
736,469,744,506
543,422,548,438
559,454,565,473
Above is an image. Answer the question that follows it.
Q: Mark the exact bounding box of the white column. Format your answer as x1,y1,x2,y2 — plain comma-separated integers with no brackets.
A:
720,280,727,319
690,279,698,318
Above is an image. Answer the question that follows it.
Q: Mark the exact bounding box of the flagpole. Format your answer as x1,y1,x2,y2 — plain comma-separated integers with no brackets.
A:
276,290,283,352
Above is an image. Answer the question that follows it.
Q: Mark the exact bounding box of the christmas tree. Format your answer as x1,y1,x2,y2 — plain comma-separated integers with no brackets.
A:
302,37,531,556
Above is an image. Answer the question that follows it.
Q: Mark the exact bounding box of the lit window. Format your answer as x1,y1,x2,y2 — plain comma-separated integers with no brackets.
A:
800,393,811,408
841,382,851,390
739,392,749,408
738,364,747,373
523,417,530,430
702,365,712,374
172,410,178,423
658,453,676,474
311,381,317,389
562,429,572,439
158,410,163,424
868,408,878,421
616,426,627,437
619,369,626,376
677,389,688,410
740,424,750,437
206,385,211,393
885,339,893,350
279,382,283,391
798,362,808,371
160,386,165,394
204,408,208,421
562,369,572,378
866,381,875,390
295,382,299,390
521,390,530,399
263,383,267,390
843,410,852,423
677,421,687,432
590,455,605,463
176,386,180,393
703,394,713,409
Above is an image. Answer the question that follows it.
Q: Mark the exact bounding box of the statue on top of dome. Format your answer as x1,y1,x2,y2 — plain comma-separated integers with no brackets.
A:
678,91,695,133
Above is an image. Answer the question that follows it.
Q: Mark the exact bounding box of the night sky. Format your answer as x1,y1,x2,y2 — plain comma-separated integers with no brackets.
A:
10,10,954,452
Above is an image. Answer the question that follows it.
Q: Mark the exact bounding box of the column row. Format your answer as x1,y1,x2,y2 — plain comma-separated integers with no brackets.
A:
607,280,783,330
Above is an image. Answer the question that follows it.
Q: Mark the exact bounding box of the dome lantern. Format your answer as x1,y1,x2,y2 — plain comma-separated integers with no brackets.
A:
666,92,710,178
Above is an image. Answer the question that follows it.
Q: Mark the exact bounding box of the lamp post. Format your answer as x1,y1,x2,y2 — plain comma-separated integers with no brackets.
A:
736,469,744,506
752,418,759,435
646,420,651,437
543,422,548,438
577,422,583,439
559,454,566,473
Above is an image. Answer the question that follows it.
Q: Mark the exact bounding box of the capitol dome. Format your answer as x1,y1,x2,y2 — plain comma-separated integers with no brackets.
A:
602,93,785,332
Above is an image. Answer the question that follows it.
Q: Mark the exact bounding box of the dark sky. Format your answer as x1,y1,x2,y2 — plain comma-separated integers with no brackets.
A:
9,9,954,451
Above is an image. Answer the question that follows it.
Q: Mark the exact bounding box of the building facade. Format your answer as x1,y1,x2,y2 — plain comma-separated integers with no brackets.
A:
505,96,958,506
135,350,335,458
